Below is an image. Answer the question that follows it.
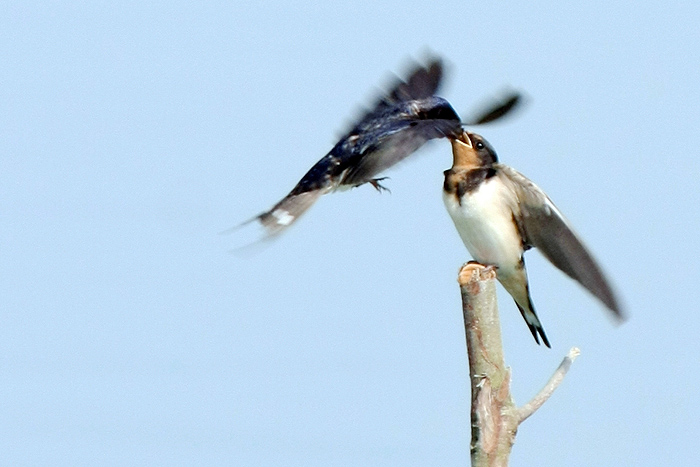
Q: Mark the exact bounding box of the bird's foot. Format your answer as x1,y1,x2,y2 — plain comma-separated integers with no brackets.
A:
458,262,498,285
369,177,391,193
466,260,498,271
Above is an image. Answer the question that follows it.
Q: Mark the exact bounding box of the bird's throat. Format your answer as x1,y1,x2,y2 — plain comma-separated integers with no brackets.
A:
450,132,481,171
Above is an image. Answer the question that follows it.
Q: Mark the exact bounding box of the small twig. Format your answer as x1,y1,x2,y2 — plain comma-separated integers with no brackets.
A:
517,347,581,423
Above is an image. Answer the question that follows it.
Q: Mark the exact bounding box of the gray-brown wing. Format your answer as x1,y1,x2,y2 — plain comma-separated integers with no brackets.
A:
497,165,623,319
341,118,460,187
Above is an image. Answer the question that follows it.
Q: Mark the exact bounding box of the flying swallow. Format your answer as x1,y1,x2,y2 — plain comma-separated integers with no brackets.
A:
242,58,463,238
442,131,622,347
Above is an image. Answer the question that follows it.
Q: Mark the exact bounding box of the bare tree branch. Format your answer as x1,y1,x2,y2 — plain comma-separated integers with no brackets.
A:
459,262,517,467
517,347,581,423
458,262,581,466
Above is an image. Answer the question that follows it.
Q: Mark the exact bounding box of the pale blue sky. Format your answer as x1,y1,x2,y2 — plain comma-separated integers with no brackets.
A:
2,1,699,465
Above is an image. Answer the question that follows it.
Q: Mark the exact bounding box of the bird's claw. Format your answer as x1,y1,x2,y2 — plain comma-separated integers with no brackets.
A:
369,177,391,193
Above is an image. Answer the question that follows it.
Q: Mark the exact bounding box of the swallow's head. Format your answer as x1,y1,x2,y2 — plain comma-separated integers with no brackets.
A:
450,131,498,170
410,96,461,122
466,132,498,164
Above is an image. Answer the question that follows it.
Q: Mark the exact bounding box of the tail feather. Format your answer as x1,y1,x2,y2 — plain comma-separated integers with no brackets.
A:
223,189,325,242
255,190,324,237
515,299,551,348
496,261,551,348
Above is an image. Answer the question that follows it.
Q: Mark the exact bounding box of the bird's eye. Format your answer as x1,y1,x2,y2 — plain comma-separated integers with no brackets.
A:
475,141,485,150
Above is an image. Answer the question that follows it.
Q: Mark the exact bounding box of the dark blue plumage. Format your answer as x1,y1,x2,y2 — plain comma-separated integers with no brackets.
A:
291,97,461,196
243,58,522,238
252,60,462,236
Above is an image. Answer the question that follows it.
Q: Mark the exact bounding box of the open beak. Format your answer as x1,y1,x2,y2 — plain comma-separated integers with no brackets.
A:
454,129,473,148
449,130,480,169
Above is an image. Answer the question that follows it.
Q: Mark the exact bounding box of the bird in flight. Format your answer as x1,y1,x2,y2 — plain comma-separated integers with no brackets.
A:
240,58,521,238
443,131,623,347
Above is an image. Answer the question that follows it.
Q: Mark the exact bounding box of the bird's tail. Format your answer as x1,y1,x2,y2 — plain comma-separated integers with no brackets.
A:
498,266,551,348
515,298,551,348
226,190,325,240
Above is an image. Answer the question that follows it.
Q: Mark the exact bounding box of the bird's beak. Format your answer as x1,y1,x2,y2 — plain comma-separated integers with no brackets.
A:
454,130,473,148
451,130,473,155
450,130,479,169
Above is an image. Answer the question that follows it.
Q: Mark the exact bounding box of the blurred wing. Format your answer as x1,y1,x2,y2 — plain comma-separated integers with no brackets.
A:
385,58,445,103
465,91,522,125
341,118,459,187
497,165,624,319
345,58,445,135
236,57,448,240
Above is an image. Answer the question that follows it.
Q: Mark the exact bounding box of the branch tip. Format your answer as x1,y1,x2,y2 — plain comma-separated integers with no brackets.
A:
516,346,581,423
568,347,581,359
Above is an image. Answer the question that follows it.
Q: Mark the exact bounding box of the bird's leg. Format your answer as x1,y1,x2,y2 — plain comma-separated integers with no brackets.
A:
369,177,391,193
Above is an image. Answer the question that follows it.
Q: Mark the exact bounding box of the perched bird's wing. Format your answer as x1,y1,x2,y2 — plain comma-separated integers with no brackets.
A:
496,165,623,319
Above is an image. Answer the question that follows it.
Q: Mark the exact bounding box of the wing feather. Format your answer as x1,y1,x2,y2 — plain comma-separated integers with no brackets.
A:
497,165,623,318
341,118,459,187
339,58,445,139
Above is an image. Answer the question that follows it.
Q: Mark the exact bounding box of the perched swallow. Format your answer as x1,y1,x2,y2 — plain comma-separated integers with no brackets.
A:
244,58,463,238
443,131,622,347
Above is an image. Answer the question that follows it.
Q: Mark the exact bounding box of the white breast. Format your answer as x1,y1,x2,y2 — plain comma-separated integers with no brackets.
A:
442,178,523,267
